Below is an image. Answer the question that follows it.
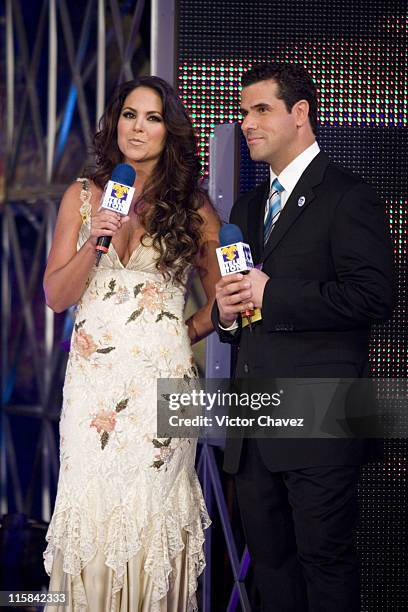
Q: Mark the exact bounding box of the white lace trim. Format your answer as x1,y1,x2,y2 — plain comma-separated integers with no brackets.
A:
44,468,210,610
76,177,92,225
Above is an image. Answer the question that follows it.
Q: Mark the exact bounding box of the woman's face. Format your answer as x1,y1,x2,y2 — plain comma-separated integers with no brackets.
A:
117,86,167,170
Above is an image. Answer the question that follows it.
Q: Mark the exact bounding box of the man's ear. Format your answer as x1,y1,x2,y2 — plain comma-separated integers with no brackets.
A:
293,99,310,128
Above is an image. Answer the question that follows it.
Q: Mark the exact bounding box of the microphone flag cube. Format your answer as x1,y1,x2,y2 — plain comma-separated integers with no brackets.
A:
216,241,254,276
101,180,136,216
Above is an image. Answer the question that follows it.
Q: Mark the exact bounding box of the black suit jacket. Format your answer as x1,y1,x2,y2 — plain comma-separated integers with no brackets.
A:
212,151,395,473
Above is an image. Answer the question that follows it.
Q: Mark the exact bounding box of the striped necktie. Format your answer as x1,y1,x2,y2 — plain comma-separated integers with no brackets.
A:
264,178,284,244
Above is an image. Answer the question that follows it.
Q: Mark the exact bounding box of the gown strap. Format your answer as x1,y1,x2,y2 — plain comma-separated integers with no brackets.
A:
76,177,92,226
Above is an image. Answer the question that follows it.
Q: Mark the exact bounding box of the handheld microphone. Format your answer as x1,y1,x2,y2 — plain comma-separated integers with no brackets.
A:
216,223,255,329
95,163,136,266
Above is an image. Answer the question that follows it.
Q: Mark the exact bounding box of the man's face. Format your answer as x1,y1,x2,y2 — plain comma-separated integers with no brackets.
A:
240,79,299,171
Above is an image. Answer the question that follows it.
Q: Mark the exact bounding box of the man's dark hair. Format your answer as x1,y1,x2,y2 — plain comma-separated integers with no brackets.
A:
241,62,318,134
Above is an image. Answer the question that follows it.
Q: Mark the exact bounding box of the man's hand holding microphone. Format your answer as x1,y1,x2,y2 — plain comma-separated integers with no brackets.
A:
215,224,270,330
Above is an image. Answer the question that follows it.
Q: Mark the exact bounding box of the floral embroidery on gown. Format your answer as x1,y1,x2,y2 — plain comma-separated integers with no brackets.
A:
44,180,211,611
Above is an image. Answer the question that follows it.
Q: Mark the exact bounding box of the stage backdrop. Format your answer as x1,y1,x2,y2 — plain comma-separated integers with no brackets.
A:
176,1,407,610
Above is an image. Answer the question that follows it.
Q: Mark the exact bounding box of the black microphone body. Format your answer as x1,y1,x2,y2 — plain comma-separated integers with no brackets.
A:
95,235,112,260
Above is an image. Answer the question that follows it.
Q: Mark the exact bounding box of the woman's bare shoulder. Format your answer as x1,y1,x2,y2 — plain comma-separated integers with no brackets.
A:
61,178,102,211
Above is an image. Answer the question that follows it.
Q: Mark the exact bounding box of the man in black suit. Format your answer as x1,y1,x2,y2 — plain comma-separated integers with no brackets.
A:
213,63,394,611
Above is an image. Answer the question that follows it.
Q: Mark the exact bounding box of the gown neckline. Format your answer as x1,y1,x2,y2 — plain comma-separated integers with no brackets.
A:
110,241,145,269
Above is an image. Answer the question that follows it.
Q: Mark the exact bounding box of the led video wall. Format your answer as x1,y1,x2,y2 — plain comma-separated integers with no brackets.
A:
177,1,407,610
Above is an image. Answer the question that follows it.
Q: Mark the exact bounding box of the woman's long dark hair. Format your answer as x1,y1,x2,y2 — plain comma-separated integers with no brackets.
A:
89,76,205,283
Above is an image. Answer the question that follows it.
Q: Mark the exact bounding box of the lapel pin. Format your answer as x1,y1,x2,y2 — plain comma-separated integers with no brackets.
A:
297,196,306,207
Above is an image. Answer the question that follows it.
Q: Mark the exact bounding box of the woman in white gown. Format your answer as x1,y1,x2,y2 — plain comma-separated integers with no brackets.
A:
43,76,220,611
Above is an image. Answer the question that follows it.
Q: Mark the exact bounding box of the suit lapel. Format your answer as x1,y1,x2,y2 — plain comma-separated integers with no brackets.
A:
261,152,330,262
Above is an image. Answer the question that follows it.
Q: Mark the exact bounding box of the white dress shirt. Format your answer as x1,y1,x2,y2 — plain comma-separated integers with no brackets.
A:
269,141,320,208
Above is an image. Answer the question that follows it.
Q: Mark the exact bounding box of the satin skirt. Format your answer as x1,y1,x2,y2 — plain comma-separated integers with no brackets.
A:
46,533,191,612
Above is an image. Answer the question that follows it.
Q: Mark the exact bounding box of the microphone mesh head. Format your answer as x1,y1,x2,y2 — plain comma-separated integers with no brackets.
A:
111,163,136,186
219,223,244,246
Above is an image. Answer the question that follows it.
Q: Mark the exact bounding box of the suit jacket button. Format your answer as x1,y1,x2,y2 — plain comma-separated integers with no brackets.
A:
244,363,249,374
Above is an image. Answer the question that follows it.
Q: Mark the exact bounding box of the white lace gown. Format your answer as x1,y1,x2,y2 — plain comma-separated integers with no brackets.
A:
44,180,210,611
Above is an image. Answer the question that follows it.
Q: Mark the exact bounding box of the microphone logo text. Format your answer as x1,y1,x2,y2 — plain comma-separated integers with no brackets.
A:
101,180,135,216
216,241,254,276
